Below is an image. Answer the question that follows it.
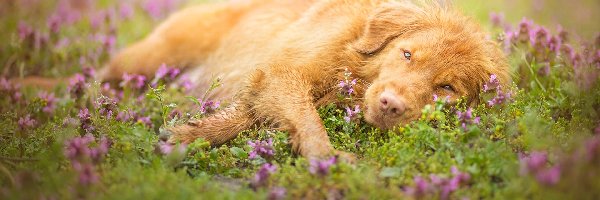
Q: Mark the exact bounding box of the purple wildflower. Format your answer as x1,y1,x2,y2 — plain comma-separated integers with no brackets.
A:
248,138,275,160
531,26,549,49
200,100,220,114
64,134,93,160
169,109,182,120
441,167,471,200
487,89,512,107
90,11,107,30
343,105,361,123
483,74,500,92
64,134,111,185
519,151,548,175
119,3,134,19
517,18,533,43
405,166,470,200
89,136,111,163
101,83,118,97
177,75,193,92
120,73,147,89
0,77,22,104
100,34,117,54
68,74,87,98
338,79,357,96
75,162,99,185
503,30,517,53
18,115,37,130
143,0,181,20
17,21,34,40
152,64,181,86
82,66,96,80
37,91,58,114
433,94,450,103
547,36,561,55
95,96,117,118
404,176,431,197
489,12,505,28
535,165,561,186
78,108,94,133
157,141,186,155
268,187,287,200
0,77,11,91
137,116,153,127
561,44,575,61
456,108,480,131
47,14,62,34
251,163,277,188
309,156,337,177
54,38,71,49
116,109,134,122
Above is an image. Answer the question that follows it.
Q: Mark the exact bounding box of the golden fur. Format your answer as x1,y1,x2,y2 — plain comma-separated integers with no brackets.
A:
97,0,510,160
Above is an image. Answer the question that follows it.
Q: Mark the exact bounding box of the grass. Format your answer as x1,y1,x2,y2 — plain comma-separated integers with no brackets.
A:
1,0,599,199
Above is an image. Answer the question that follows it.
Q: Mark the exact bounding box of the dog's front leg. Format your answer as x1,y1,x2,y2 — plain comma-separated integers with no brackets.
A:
167,103,254,145
244,68,355,161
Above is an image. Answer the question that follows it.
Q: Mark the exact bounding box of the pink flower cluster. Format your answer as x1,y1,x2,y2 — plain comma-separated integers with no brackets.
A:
95,96,118,118
404,166,471,200
18,115,37,130
519,151,561,186
68,74,89,98
120,73,147,89
37,91,58,114
309,156,338,177
492,14,600,90
250,163,277,189
64,134,111,185
198,99,221,114
483,74,512,107
343,105,361,123
78,108,94,133
143,0,183,20
339,79,357,96
0,77,23,104
246,138,284,198
152,63,181,86
456,108,480,131
520,134,600,187
248,138,275,160
116,109,153,127
156,141,187,155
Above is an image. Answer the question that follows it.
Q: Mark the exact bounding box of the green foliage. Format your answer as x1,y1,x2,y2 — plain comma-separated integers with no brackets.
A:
1,0,599,199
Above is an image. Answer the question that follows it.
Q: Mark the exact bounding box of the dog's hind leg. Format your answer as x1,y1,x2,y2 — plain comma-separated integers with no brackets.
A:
100,2,261,81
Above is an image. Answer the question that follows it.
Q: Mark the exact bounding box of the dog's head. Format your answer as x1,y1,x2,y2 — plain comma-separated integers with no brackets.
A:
354,2,510,129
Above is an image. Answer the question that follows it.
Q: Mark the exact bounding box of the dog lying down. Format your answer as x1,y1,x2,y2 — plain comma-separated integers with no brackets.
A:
97,0,510,160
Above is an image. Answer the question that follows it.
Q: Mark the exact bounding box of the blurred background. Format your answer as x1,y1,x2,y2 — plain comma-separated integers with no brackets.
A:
455,0,600,39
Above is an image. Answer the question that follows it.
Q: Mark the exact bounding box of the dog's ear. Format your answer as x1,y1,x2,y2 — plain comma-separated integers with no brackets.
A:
353,2,422,55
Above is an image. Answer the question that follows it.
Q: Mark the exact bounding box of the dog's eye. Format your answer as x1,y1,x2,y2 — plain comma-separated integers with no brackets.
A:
403,51,411,60
441,84,454,92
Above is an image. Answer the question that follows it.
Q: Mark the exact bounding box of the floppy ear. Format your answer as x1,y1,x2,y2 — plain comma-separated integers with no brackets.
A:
353,2,422,55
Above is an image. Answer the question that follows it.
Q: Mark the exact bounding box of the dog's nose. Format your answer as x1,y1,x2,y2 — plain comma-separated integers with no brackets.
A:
379,91,406,116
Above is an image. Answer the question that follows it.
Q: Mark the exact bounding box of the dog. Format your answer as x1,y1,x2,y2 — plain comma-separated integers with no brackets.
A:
94,0,510,160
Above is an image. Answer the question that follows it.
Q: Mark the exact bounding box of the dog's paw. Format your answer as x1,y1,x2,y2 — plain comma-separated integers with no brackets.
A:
165,123,198,144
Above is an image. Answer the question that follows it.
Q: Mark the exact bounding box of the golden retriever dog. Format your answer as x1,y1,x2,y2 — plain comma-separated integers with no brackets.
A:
96,0,510,160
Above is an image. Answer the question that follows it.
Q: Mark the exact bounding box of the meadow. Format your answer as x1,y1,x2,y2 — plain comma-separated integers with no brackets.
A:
1,0,599,199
